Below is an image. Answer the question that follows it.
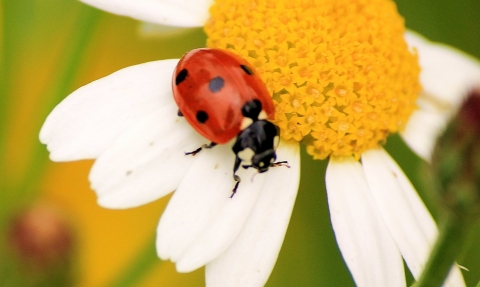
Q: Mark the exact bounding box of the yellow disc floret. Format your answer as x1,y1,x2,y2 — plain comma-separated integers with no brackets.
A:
205,0,421,160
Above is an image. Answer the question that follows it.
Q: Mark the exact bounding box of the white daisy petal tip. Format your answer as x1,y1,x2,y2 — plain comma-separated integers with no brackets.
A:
401,109,448,162
39,115,88,162
176,259,201,273
156,234,172,262
38,60,180,162
96,194,130,210
405,31,480,108
80,0,213,27
38,131,68,162
402,31,480,161
95,189,168,210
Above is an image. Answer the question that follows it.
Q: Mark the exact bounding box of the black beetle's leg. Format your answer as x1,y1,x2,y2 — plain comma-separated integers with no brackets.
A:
230,156,242,198
185,142,217,156
270,161,290,168
177,110,183,117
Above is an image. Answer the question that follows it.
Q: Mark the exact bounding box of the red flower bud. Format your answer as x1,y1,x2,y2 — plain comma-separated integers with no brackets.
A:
431,88,480,218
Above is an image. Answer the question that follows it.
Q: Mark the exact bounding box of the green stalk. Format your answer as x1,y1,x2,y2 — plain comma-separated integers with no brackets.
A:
413,213,472,287
0,4,102,223
420,85,480,287
105,234,162,287
0,0,32,186
16,5,102,194
3,5,160,286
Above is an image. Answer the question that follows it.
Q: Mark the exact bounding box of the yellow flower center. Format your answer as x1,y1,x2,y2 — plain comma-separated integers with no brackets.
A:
205,0,421,160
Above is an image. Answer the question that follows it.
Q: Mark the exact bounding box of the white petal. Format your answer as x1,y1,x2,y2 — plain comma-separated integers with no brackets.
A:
205,142,300,287
326,157,405,287
400,109,448,162
89,103,205,209
156,144,268,272
40,60,179,161
406,31,480,109
361,148,465,286
80,0,213,27
403,32,480,162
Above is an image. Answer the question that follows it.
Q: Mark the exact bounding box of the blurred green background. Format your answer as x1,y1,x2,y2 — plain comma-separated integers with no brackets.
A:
0,0,479,286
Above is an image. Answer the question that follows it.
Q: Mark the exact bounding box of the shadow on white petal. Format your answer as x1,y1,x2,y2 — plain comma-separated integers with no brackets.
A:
326,157,405,287
361,148,466,286
40,60,179,161
405,31,480,108
401,108,448,162
205,142,300,287
90,103,205,209
156,144,266,272
81,0,213,27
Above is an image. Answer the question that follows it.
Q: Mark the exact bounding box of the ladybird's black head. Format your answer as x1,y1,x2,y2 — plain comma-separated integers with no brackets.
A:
242,99,262,121
252,149,276,173
232,120,279,173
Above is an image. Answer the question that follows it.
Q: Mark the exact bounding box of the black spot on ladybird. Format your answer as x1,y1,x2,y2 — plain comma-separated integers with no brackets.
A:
196,110,209,123
209,76,224,93
175,69,188,85
240,65,254,75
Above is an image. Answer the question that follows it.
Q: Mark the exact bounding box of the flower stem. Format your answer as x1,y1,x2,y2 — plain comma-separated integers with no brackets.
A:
413,213,472,287
18,5,102,192
0,4,102,223
105,234,161,287
0,0,32,187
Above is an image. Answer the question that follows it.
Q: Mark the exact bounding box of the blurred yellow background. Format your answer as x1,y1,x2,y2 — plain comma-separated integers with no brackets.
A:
1,0,480,286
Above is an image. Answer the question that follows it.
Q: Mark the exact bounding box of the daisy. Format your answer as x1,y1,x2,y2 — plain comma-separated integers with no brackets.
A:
39,0,480,286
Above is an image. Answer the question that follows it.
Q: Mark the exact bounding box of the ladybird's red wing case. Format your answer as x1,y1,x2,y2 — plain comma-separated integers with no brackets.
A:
172,48,275,144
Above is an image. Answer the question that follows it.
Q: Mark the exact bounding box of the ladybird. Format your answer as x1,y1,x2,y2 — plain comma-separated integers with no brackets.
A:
172,48,288,197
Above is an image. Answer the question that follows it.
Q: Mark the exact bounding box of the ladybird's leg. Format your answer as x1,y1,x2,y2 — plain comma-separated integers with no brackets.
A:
184,142,217,156
270,160,290,168
230,156,242,198
177,110,183,117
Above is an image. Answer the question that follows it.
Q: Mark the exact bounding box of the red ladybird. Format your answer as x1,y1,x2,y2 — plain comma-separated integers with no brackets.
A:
172,48,287,197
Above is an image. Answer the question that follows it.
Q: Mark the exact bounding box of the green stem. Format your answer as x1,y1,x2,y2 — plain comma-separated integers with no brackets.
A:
0,5,102,224
18,6,102,193
105,234,162,287
413,213,471,287
0,1,32,186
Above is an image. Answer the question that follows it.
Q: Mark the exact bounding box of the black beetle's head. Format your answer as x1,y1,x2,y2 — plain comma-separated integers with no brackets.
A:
251,149,276,173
